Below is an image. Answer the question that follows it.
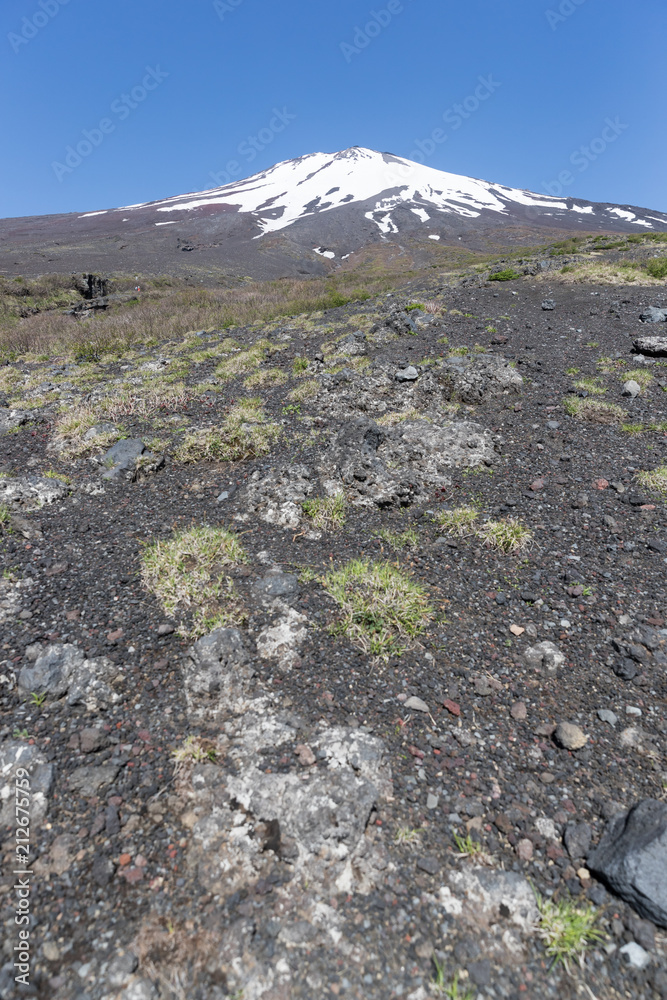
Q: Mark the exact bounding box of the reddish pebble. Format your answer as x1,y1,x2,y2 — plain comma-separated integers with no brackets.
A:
530,478,545,491
408,745,425,759
121,867,144,884
443,699,461,717
118,853,131,867
510,701,527,721
593,478,609,490
516,838,534,861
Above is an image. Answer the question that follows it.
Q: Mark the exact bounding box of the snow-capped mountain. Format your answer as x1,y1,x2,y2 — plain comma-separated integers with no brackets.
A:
2,147,666,279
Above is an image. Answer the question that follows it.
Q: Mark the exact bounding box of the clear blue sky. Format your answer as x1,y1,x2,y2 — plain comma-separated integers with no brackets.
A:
1,0,665,218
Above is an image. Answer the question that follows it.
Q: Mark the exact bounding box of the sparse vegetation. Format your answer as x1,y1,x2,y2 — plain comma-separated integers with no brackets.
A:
287,379,320,403
302,493,347,531
323,559,433,657
563,396,626,424
636,465,667,495
141,525,247,636
377,527,419,550
478,517,533,554
431,961,474,999
623,368,653,389
488,269,521,281
172,736,218,774
0,504,11,530
175,399,280,463
436,506,478,536
394,826,423,845
536,894,606,971
573,376,606,395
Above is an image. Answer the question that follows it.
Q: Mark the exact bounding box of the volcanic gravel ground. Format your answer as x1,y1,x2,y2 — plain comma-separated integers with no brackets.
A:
1,276,667,1000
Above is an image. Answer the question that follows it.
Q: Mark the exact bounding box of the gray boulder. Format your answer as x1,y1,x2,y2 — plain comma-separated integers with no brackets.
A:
438,355,523,404
184,628,255,718
0,740,54,824
18,643,119,710
523,641,566,675
633,336,667,357
0,408,30,435
588,799,667,927
0,475,70,509
100,438,146,480
250,569,299,605
639,307,667,324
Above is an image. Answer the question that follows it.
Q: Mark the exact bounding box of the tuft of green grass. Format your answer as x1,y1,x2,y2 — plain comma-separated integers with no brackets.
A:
377,527,419,550
292,356,310,374
537,894,606,971
478,517,533,554
563,396,626,424
287,379,320,403
141,525,247,637
172,736,218,774
623,368,653,389
573,376,606,396
43,469,72,484
394,826,423,845
243,367,287,388
565,367,580,376
621,423,645,435
436,506,478,537
452,832,484,858
302,493,347,531
29,692,47,708
0,504,11,530
636,465,667,495
644,257,667,280
175,399,280,464
488,268,522,281
431,961,474,999
323,559,433,657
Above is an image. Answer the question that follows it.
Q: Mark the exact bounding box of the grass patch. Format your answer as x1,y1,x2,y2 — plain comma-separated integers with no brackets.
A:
243,367,287,389
563,396,626,424
489,269,522,281
573,376,606,396
623,368,653,389
292,356,310,374
636,465,667,495
436,506,478,537
323,559,433,657
621,423,645,435
452,832,484,858
301,493,347,531
537,894,606,971
478,517,533,554
0,504,11,530
175,399,280,463
141,525,247,637
287,379,320,403
377,527,419,550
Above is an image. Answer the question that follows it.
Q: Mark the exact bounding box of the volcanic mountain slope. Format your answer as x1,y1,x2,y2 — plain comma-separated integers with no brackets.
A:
1,262,667,999
2,147,667,279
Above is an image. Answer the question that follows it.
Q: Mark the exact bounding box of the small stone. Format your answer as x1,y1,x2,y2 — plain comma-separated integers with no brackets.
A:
43,941,60,962
553,722,588,750
294,744,316,767
564,821,592,859
516,838,534,861
427,793,439,810
416,855,440,875
404,696,430,713
626,706,642,717
619,942,651,970
598,709,618,727
157,623,175,636
510,701,527,721
443,699,461,716
542,299,556,311
395,366,419,382
622,380,642,398
509,624,525,636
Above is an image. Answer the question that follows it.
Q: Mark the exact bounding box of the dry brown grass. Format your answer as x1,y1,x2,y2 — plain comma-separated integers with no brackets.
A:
0,273,391,359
